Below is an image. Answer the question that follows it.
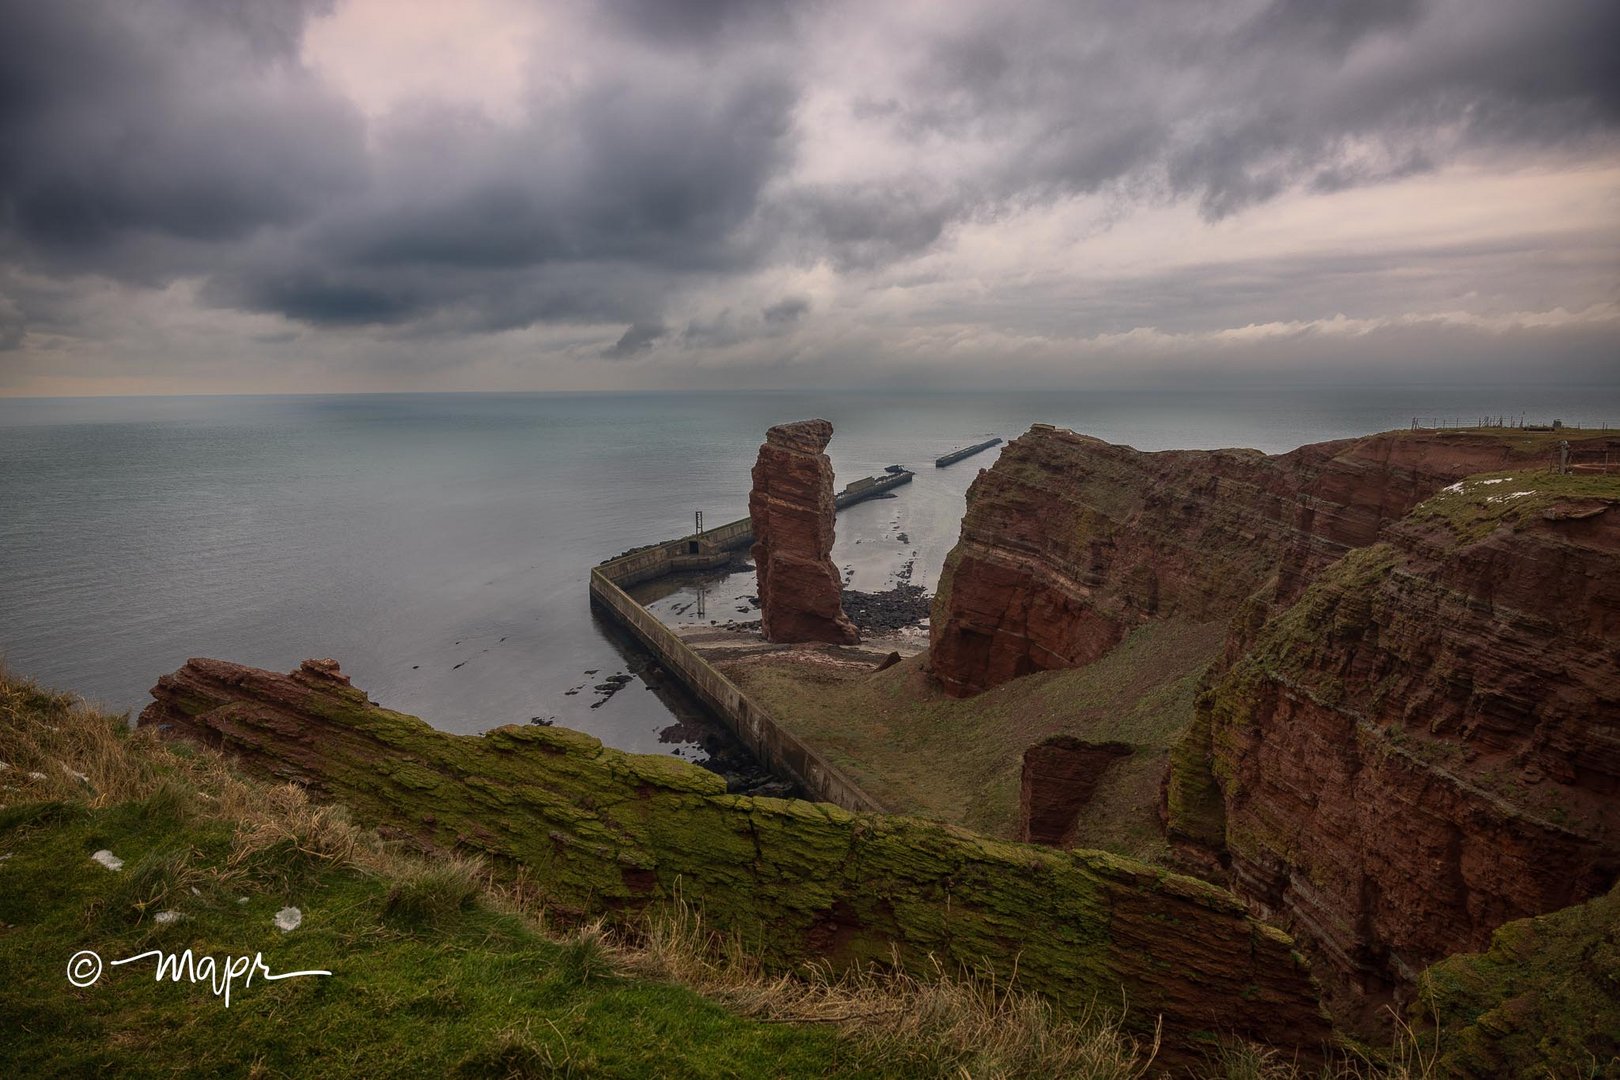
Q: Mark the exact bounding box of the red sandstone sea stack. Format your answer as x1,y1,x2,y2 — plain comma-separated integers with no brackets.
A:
749,419,859,645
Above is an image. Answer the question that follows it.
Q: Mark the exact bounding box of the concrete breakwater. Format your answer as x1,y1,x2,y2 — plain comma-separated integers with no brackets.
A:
834,468,913,507
589,477,905,813
934,437,1002,467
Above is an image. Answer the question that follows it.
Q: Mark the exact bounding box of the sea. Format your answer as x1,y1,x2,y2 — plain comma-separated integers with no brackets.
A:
2,386,1615,764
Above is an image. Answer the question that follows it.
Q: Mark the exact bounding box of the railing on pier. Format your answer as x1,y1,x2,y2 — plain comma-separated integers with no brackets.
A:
586,470,919,813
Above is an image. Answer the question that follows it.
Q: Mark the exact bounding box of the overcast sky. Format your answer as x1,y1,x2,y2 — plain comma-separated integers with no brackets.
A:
1,0,1616,395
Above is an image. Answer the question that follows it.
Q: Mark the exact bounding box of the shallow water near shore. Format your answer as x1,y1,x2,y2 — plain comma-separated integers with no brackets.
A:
2,385,1615,762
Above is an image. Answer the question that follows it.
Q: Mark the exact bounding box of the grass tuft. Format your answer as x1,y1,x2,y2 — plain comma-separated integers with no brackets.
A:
99,845,199,928
1208,1006,1441,1080
381,857,485,931
557,920,620,988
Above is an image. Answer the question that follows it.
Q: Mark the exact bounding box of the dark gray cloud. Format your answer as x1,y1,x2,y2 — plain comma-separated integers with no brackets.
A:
0,0,1615,384
0,0,364,264
0,294,23,350
0,0,797,339
675,296,810,350
1241,0,1425,55
198,29,796,332
835,0,1619,233
602,0,792,46
762,296,810,326
603,321,665,359
767,182,962,271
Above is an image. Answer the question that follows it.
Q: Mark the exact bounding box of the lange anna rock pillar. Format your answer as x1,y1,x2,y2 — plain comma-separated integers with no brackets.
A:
749,419,859,644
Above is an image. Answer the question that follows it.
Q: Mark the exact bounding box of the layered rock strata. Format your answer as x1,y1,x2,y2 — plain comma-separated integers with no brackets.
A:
750,419,859,644
139,656,1330,1056
927,423,1620,1029
1169,473,1620,1010
929,425,1619,697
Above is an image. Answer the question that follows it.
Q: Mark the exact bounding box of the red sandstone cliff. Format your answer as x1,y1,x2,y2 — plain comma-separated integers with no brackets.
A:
929,423,1620,1023
929,424,1620,697
750,419,859,644
1169,474,1620,1017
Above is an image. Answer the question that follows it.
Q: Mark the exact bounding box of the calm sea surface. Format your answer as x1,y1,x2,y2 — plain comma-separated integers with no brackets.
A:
2,387,1615,758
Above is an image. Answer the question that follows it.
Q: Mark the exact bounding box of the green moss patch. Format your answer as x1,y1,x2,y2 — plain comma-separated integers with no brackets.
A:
1418,883,1620,1077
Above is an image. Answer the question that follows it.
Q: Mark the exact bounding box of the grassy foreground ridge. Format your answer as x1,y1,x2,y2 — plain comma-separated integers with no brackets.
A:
0,668,1172,1078
5,663,1596,1077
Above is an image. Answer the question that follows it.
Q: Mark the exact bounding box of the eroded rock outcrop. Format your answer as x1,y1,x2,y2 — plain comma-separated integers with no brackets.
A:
930,425,1620,697
1019,736,1133,845
139,656,1330,1056
750,419,859,644
1168,473,1620,1017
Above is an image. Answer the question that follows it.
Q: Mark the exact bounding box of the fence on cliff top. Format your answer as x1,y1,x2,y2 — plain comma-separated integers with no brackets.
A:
1410,416,1615,432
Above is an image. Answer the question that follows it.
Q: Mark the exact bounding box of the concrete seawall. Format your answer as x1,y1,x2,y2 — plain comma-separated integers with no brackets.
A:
935,437,1002,468
834,469,913,507
590,518,886,813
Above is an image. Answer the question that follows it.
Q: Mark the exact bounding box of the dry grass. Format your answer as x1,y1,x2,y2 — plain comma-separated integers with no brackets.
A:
0,663,451,890
0,671,174,806
1206,1009,1439,1080
626,887,1160,1079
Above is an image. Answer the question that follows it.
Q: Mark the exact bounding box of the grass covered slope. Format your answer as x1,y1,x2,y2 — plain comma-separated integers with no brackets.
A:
717,618,1224,859
0,670,1162,1078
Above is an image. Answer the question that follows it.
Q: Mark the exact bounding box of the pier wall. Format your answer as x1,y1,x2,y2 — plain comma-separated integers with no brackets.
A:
590,532,885,813
604,516,754,587
935,437,1003,468
834,469,912,508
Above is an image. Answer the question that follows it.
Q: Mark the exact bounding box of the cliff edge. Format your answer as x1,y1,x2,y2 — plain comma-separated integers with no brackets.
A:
925,423,1620,1035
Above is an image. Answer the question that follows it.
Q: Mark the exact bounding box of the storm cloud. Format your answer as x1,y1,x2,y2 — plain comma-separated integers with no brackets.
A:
0,0,1615,392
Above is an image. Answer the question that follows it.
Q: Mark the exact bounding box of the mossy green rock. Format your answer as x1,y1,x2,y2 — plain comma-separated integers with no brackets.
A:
1419,883,1620,1077
139,657,1331,1055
